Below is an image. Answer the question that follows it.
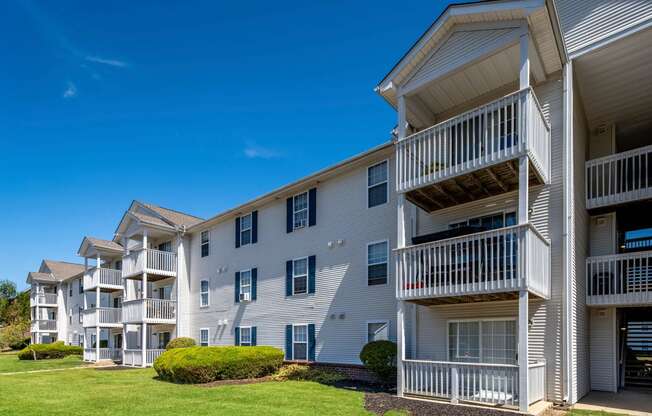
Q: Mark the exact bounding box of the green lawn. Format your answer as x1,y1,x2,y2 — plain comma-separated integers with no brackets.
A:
0,367,372,416
0,352,86,374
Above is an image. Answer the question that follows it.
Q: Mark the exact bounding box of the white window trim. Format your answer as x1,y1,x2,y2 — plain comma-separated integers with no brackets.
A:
199,279,209,308
446,317,517,363
292,323,309,361
292,257,309,295
291,191,309,230
239,269,252,301
200,230,210,257
366,239,389,286
239,326,252,346
366,320,390,343
199,328,209,346
367,159,389,208
240,213,253,246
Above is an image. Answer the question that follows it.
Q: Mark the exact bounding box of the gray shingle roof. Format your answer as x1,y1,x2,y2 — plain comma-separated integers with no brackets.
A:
86,237,123,252
142,203,204,227
42,260,85,280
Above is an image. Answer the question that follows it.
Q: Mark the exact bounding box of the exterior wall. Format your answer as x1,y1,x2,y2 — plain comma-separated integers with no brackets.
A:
64,277,86,345
589,213,616,256
589,307,618,392
187,152,397,365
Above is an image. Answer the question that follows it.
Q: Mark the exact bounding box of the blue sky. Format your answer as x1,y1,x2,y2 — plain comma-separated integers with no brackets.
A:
0,0,453,290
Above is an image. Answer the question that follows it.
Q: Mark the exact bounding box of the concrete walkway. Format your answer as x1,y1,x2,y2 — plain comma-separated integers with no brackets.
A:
574,390,652,416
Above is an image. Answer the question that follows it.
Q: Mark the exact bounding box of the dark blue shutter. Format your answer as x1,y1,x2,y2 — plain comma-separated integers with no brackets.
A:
251,211,258,244
235,217,241,248
286,260,293,296
234,272,241,303
308,188,317,227
251,327,257,346
286,197,293,233
308,324,316,361
251,268,257,301
285,325,293,360
308,255,316,294
234,327,240,346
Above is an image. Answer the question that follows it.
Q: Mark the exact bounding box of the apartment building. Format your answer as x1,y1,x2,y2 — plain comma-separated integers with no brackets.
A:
26,0,652,413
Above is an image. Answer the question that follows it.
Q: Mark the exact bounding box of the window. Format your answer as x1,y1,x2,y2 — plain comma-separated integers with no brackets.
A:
200,231,210,257
367,321,389,342
200,329,209,346
158,241,172,252
158,332,171,349
240,327,252,346
69,283,72,297
450,211,517,230
240,213,252,246
69,308,72,325
368,161,388,208
78,307,83,324
448,319,516,365
200,280,209,307
293,324,308,360
367,241,388,285
292,258,308,295
240,270,251,301
115,260,122,271
79,278,83,294
292,192,308,230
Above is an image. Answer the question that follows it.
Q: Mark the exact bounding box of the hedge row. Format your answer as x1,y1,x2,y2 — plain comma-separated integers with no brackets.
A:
18,341,83,360
154,346,283,383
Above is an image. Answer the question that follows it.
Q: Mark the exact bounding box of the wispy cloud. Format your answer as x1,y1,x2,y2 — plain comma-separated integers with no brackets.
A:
244,143,282,159
85,56,129,68
62,82,77,99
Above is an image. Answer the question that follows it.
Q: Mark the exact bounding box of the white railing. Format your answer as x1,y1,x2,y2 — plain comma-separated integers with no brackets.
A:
84,267,123,289
84,348,121,362
31,293,58,306
31,319,57,331
122,248,176,278
146,349,165,365
396,87,550,193
83,307,122,327
586,144,652,209
396,224,550,300
587,251,652,306
528,360,546,404
122,298,176,323
123,349,142,367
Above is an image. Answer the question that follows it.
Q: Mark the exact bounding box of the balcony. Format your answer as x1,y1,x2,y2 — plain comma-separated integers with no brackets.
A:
122,248,177,280
586,145,652,210
30,293,58,307
123,349,165,367
396,88,550,212
587,251,652,306
84,348,122,362
84,267,123,291
31,319,57,332
401,359,546,409
82,307,122,328
122,298,176,324
396,224,550,304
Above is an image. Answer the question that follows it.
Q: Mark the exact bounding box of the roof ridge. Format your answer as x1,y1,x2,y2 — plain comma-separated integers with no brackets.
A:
44,259,85,266
141,201,204,220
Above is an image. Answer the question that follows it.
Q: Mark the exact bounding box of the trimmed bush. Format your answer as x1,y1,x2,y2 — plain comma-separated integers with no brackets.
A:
154,346,283,383
359,340,397,383
165,337,196,350
18,341,83,360
271,364,346,384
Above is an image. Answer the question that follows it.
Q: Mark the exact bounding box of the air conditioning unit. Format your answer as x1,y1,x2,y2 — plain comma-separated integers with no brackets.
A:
239,293,250,302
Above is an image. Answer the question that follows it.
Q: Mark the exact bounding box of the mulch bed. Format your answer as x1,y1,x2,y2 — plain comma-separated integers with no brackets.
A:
198,376,274,387
365,392,518,416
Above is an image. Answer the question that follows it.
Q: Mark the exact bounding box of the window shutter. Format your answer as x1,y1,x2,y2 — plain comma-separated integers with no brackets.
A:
308,324,316,361
251,211,258,244
286,197,293,233
286,260,293,296
235,217,241,248
251,268,258,301
234,272,241,303
285,325,293,360
308,188,317,227
251,327,257,346
234,327,240,346
308,255,316,294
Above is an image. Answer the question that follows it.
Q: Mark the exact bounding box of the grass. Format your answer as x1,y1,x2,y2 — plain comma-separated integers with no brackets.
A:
0,367,373,416
0,352,86,374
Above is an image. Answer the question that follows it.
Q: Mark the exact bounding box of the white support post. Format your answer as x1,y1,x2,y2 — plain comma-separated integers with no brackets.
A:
519,156,529,225
519,290,529,412
397,300,405,397
142,266,148,367
519,30,530,90
141,323,147,367
96,280,100,361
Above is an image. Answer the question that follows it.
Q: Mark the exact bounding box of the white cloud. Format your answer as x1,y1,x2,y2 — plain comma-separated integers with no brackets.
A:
85,56,128,68
244,143,282,159
62,82,77,99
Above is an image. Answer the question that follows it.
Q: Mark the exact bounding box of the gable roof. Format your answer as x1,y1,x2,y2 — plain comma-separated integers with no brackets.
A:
27,272,56,284
85,237,123,252
41,259,85,280
142,203,204,228
113,200,204,240
77,236,124,258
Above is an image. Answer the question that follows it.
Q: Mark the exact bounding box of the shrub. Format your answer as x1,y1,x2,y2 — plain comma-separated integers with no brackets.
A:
9,337,30,351
165,337,196,350
17,341,83,360
359,340,397,383
271,364,346,384
154,346,283,383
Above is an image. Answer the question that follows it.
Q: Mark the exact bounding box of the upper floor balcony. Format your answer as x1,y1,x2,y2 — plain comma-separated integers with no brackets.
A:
82,307,122,328
84,267,123,292
30,292,58,307
587,250,652,307
586,144,652,210
396,223,550,304
122,298,176,324
31,319,57,332
122,248,177,281
396,88,550,212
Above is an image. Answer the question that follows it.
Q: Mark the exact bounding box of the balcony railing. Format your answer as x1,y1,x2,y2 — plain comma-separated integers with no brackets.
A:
401,359,545,407
84,267,123,290
82,307,122,327
123,349,165,367
586,144,652,209
31,319,57,332
122,248,177,279
396,87,550,193
122,298,176,323
84,348,122,362
30,293,58,307
396,224,550,301
587,251,652,306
